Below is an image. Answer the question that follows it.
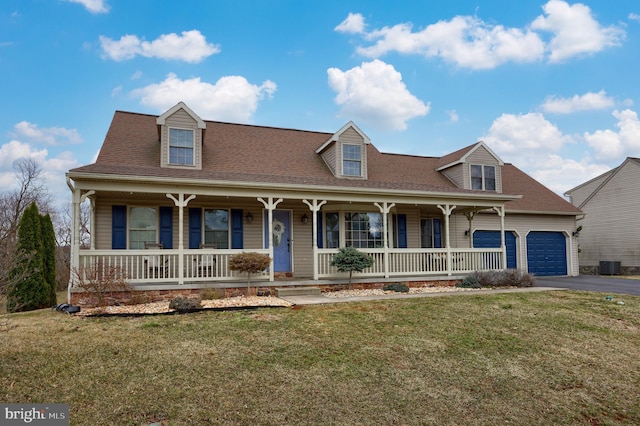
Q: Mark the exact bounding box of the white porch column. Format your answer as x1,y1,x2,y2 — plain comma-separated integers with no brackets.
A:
167,193,196,285
493,206,507,270
258,197,283,282
374,201,395,278
302,199,327,280
464,211,476,249
437,204,456,276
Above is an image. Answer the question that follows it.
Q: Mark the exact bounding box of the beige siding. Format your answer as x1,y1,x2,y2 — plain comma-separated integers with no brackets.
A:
441,164,465,188
320,143,338,176
466,146,502,192
160,109,203,170
576,161,640,268
338,126,367,179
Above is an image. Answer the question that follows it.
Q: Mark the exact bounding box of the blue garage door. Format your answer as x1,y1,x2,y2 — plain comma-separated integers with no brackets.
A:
473,231,517,269
526,231,567,276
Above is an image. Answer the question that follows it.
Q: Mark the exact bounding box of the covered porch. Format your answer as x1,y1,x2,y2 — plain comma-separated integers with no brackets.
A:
67,177,517,295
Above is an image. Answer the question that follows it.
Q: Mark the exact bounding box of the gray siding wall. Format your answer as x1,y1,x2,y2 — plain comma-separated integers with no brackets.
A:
567,171,612,207
338,127,367,179
320,144,338,176
576,161,640,268
441,164,465,188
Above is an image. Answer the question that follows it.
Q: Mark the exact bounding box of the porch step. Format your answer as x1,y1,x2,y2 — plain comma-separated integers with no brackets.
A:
275,286,322,297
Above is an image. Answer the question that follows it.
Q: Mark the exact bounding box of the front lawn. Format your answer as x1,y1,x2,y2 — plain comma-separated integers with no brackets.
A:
1,290,639,425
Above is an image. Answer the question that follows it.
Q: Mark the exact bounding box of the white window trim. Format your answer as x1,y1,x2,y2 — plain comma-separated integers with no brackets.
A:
168,127,195,166
470,164,496,191
341,143,362,177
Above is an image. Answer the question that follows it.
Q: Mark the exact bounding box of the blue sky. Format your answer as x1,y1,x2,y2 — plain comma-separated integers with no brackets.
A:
2,0,639,209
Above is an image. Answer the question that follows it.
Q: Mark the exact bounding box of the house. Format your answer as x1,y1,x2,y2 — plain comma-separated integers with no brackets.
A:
66,102,582,304
565,158,640,275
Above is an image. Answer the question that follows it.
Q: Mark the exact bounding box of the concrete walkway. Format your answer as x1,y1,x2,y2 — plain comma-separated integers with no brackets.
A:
280,286,564,305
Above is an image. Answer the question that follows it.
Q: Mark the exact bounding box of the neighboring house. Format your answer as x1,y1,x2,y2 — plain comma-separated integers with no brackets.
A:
66,102,581,302
565,158,640,275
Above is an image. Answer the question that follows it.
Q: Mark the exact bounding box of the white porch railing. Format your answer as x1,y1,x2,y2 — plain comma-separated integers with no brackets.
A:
318,247,503,279
75,249,270,285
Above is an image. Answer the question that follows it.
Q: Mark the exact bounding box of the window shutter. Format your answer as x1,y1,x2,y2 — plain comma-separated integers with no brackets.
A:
231,209,243,249
316,211,323,248
159,206,173,249
396,214,407,248
188,208,202,249
111,205,127,249
433,218,442,248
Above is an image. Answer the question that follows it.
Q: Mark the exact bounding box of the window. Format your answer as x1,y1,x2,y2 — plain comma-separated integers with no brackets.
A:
342,144,362,176
204,209,229,249
129,207,157,249
169,128,194,165
471,165,496,191
325,212,340,248
421,218,442,248
345,212,383,248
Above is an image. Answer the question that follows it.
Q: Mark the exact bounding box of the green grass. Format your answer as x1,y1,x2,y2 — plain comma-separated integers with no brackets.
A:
2,290,640,425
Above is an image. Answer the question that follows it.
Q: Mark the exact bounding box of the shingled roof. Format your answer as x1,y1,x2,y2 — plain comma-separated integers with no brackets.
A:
69,110,581,214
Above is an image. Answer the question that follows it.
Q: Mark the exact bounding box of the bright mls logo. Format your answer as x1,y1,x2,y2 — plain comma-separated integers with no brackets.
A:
2,404,69,425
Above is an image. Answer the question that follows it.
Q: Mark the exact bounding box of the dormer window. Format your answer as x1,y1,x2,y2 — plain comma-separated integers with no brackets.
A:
342,144,362,176
471,164,496,191
169,128,194,166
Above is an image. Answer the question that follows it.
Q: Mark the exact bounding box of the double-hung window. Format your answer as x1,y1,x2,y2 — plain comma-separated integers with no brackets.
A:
342,144,362,177
470,165,496,191
169,128,194,166
129,207,157,249
204,209,229,249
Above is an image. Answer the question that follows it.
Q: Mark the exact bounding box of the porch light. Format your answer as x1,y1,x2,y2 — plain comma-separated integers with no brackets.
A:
301,213,309,224
464,230,470,237
246,211,253,223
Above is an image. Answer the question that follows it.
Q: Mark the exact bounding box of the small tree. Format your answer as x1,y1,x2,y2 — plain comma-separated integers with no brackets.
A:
73,263,130,307
40,213,57,306
330,246,374,289
7,202,49,312
228,252,271,293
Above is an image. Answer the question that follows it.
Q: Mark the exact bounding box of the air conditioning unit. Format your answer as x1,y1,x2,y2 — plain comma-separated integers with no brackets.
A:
599,261,621,275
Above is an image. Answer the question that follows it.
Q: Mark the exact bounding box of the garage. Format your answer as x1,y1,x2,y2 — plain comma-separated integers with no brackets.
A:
473,230,517,269
526,231,567,276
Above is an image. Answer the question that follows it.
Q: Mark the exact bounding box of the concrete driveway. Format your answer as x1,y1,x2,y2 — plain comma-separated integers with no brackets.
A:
535,275,640,296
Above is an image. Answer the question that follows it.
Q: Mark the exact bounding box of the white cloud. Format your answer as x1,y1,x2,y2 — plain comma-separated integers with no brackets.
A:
132,73,277,123
338,1,623,69
584,109,640,160
335,13,365,34
12,121,82,146
355,16,544,70
483,112,571,157
99,30,220,63
0,140,80,208
447,110,459,123
541,90,615,114
66,0,109,14
327,60,430,131
531,0,624,63
481,113,608,194
630,13,640,23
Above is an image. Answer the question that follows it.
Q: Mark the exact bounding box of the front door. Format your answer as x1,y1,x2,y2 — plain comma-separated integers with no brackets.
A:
264,210,292,272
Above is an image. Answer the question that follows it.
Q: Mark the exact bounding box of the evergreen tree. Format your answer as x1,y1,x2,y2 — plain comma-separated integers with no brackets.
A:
330,246,374,289
40,213,57,306
6,202,48,312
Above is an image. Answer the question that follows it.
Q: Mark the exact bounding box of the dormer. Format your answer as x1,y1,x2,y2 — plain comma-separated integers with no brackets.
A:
436,141,504,192
316,121,370,179
157,102,206,170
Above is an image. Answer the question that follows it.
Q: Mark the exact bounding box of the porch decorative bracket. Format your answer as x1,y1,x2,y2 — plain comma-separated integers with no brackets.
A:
166,193,196,207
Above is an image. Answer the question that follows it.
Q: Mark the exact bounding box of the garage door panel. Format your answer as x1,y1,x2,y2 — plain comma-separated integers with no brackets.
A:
526,231,567,276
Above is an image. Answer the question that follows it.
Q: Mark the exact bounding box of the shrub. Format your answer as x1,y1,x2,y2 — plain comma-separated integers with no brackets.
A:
200,288,224,300
73,263,130,307
457,270,535,288
330,246,374,289
382,283,409,293
169,297,202,312
229,252,271,291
